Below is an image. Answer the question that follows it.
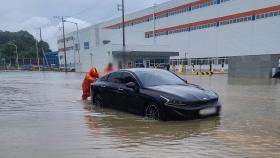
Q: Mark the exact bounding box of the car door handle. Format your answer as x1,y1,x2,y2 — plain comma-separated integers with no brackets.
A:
118,88,124,91
101,85,106,88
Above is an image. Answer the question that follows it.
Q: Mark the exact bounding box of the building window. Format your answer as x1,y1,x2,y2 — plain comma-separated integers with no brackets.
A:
191,0,218,11
256,10,280,20
84,41,90,49
105,0,232,29
57,36,74,44
75,43,80,50
221,0,230,2
144,8,280,38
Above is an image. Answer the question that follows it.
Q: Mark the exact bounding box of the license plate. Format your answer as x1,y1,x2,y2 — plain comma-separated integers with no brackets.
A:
199,107,217,116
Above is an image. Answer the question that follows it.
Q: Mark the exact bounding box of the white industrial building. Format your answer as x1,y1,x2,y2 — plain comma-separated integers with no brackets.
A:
57,0,280,72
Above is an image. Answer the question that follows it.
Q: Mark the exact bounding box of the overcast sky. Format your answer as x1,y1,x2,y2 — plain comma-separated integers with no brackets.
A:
0,0,170,50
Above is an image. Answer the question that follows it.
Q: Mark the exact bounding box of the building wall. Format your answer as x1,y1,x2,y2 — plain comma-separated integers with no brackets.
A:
57,0,280,71
44,51,59,67
228,54,280,78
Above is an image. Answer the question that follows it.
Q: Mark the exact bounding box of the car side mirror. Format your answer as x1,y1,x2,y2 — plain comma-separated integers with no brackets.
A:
126,82,139,91
185,80,188,84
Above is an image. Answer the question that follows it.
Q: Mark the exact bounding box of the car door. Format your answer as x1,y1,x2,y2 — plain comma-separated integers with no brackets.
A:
118,72,144,113
106,72,123,109
96,75,110,106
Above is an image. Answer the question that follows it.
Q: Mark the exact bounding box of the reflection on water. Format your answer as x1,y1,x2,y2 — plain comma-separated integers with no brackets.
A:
85,104,221,141
0,72,280,158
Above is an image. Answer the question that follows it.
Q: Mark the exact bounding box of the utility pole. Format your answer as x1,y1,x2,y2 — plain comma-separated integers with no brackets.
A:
76,24,80,64
63,20,81,71
153,4,157,45
90,53,93,67
34,27,42,71
3,58,6,71
122,0,126,68
36,27,51,71
35,39,40,71
62,17,67,72
118,0,126,68
39,27,42,41
41,47,49,69
15,45,18,70
54,16,68,72
1,58,6,71
8,42,19,70
184,52,188,68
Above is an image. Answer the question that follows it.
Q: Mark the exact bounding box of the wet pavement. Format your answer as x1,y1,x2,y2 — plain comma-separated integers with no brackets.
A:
0,71,280,158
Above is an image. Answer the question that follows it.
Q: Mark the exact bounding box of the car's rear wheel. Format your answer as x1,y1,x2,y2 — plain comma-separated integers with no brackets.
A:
94,94,103,106
145,103,160,120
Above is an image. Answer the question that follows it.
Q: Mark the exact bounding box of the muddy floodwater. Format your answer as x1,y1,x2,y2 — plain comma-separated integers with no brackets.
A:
0,71,280,158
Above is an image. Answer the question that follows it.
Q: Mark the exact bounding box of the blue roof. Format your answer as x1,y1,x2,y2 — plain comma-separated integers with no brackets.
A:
45,51,59,56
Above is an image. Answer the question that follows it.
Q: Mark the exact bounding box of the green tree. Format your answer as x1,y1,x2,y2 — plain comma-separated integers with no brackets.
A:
0,30,52,59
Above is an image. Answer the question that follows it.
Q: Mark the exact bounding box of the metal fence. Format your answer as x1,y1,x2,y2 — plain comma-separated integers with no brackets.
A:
169,57,229,66
0,58,59,71
169,57,229,73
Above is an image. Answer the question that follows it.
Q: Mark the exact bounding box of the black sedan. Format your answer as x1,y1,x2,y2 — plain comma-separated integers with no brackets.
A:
91,68,221,121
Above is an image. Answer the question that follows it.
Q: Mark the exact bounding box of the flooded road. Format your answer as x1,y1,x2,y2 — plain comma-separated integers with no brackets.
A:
0,71,280,158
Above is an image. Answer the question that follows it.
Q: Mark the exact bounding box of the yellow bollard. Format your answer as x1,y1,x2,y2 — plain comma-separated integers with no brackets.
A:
190,64,195,75
220,68,224,73
171,64,176,72
179,64,182,74
179,64,186,74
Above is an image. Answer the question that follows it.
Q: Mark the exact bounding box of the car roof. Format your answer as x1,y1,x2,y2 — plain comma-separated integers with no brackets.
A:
121,68,166,73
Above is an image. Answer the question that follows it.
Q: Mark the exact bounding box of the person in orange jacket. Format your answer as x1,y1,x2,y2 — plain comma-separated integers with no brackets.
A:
103,63,114,75
82,67,99,100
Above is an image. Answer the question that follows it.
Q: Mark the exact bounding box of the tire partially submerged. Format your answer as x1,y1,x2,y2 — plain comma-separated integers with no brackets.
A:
145,104,160,120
